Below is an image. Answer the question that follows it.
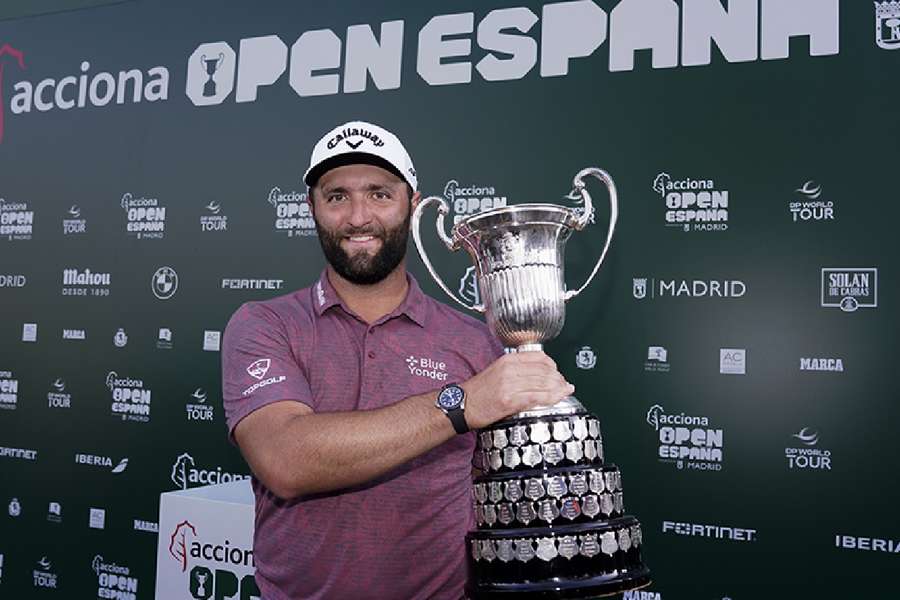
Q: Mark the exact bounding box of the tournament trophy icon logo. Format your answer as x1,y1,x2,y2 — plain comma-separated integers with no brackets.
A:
413,167,650,598
201,52,224,97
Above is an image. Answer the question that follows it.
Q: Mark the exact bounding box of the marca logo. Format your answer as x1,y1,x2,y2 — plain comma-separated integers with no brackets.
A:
800,357,843,372
443,179,507,224
134,519,158,533
48,378,72,408
62,267,111,297
267,187,315,237
170,452,249,490
875,1,900,49
789,180,835,222
785,427,832,471
406,355,449,382
63,204,87,234
652,172,728,232
662,520,757,542
0,370,18,410
633,277,746,299
0,197,34,240
623,591,662,600
222,278,284,290
122,192,166,239
0,274,26,287
106,371,152,423
647,404,723,471
62,328,86,340
821,268,877,312
92,555,138,599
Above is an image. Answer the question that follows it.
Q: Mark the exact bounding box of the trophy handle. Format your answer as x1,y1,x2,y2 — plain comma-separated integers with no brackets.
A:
563,167,619,302
411,196,485,313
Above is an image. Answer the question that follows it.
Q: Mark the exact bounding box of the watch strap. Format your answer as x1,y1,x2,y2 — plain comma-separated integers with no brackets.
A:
447,406,469,435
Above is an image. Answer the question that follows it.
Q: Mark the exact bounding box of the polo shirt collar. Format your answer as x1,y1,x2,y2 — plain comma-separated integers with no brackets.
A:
312,269,427,328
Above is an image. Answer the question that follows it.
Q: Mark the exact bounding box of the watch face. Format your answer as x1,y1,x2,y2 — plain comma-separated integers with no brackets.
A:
438,385,464,410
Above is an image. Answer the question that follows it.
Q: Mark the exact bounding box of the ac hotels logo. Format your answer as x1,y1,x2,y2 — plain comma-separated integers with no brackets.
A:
0,44,26,144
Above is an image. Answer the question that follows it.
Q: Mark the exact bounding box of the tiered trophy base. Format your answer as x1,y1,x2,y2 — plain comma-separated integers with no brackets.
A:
467,405,650,599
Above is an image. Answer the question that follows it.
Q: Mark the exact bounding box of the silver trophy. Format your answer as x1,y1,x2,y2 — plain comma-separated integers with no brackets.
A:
412,168,650,598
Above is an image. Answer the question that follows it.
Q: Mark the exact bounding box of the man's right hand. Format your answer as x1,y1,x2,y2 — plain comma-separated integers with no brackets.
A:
461,351,575,430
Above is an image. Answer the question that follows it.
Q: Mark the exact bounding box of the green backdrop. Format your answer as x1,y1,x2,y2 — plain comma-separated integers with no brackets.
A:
0,1,897,598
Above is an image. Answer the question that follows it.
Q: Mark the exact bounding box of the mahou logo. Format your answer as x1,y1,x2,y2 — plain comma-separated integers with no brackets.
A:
0,44,26,144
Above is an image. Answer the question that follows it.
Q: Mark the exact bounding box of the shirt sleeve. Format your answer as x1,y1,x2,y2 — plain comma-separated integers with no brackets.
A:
221,301,314,443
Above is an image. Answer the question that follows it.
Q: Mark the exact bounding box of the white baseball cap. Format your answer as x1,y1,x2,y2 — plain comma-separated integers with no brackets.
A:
303,120,418,190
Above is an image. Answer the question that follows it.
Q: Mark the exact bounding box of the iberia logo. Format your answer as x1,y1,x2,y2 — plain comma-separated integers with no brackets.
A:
0,43,26,144
169,520,197,572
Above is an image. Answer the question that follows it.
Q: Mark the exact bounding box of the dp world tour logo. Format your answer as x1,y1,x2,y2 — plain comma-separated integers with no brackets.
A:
0,44,26,144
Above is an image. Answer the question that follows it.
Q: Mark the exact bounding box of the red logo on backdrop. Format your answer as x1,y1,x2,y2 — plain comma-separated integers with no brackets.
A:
0,43,26,144
169,520,197,572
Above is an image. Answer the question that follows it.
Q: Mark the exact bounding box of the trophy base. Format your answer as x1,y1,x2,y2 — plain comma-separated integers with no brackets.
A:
466,568,651,599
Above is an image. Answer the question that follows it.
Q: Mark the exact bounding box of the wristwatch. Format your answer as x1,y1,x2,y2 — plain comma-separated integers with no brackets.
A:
436,383,469,434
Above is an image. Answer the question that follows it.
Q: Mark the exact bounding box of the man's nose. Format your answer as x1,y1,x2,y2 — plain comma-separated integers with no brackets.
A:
347,195,373,227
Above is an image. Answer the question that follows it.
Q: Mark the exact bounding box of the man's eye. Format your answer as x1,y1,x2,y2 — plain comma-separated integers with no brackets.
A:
327,194,346,202
373,191,391,200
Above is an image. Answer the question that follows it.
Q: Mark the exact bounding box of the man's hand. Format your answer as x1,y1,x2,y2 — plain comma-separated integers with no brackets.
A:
461,351,574,429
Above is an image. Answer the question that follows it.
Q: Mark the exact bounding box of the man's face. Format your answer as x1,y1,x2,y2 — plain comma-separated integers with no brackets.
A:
311,163,418,285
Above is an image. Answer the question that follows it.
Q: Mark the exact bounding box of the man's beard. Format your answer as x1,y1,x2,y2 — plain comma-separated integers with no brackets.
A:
315,209,411,285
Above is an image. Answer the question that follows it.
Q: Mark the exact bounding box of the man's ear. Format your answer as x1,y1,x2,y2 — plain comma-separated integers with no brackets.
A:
411,190,422,210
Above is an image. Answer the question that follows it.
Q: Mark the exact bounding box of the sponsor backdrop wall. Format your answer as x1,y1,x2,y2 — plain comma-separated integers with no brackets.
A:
0,1,897,598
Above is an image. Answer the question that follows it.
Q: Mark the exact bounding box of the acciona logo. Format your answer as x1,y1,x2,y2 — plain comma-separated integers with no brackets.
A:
170,453,249,490
168,520,259,599
646,404,724,471
106,371,152,423
443,179,508,225
652,172,728,233
267,187,315,237
122,192,167,240
0,197,34,241
92,555,139,600
62,267,111,297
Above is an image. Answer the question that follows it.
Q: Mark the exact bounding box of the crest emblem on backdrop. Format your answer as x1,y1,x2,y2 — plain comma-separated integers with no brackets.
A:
633,278,647,299
875,1,900,50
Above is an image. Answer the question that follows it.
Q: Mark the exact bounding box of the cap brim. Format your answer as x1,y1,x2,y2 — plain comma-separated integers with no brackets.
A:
304,152,407,187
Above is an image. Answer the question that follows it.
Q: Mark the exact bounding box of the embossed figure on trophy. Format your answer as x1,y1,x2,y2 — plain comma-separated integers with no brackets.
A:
413,167,650,598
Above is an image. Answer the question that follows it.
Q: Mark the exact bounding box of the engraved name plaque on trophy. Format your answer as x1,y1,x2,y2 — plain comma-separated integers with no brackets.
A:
412,167,650,598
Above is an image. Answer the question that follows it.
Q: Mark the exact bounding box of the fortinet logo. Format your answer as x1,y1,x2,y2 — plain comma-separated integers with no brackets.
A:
222,278,283,290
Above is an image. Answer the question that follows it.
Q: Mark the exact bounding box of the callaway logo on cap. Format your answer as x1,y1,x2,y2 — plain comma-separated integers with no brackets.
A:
304,120,418,190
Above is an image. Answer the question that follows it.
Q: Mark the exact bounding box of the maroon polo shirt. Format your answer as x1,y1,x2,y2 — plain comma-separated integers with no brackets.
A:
222,270,503,600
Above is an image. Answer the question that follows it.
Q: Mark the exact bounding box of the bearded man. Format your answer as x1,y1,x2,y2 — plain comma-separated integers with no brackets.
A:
221,121,574,600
